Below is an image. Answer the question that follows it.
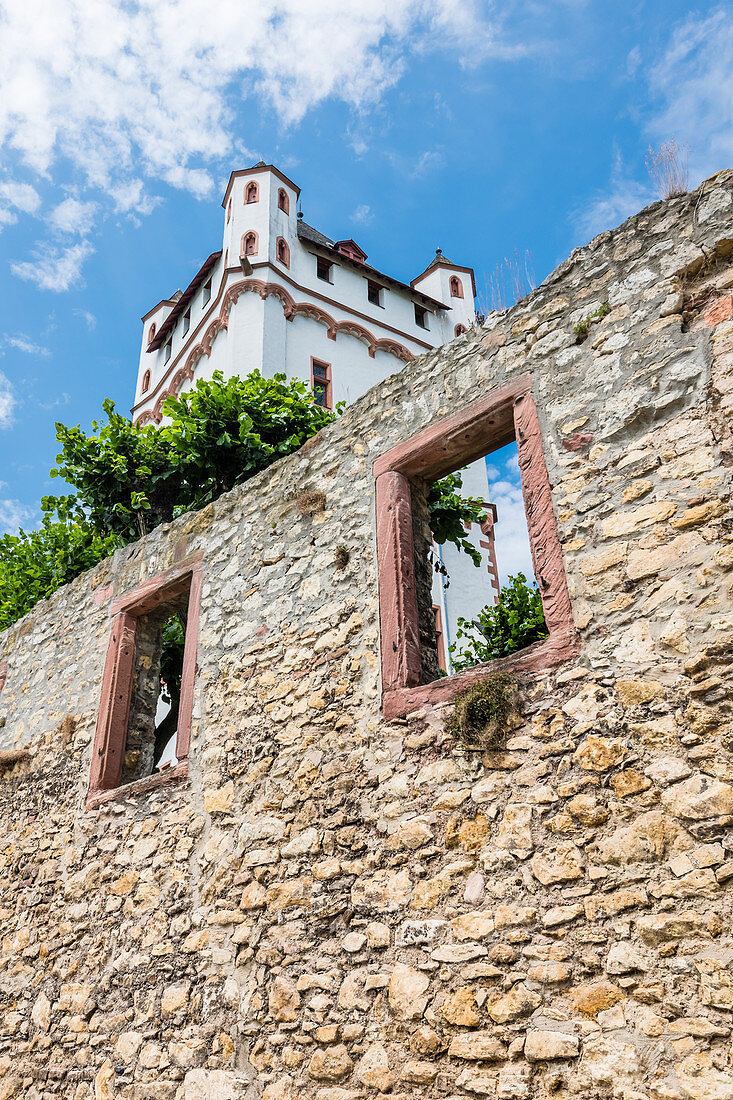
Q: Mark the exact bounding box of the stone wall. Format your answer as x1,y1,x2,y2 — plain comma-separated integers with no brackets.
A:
1,171,733,1100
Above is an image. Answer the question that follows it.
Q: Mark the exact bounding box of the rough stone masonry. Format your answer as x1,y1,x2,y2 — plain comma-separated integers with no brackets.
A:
1,170,733,1100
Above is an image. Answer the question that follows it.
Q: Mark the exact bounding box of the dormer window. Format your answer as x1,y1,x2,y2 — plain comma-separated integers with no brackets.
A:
317,257,333,282
450,275,464,299
164,340,172,364
414,304,429,329
245,181,259,204
242,231,258,257
367,281,383,307
141,369,151,393
203,278,212,305
276,238,290,269
278,188,289,214
183,309,190,336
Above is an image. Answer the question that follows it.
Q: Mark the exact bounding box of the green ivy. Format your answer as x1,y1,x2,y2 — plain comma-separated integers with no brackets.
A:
449,571,548,671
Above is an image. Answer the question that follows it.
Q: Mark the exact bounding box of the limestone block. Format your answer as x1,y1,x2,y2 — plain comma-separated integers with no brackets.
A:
351,868,411,911
662,774,733,820
595,810,688,864
487,983,541,1023
451,911,495,940
569,980,624,1018
530,842,585,884
606,943,651,974
355,1042,394,1091
388,962,429,1019
31,991,51,1032
674,1052,733,1100
184,1069,250,1099
496,802,533,854
448,1032,507,1060
494,904,537,929
525,1030,579,1061
573,735,626,772
637,911,711,945
308,1046,354,1082
385,817,433,850
203,781,234,815
269,976,301,1021
440,986,482,1026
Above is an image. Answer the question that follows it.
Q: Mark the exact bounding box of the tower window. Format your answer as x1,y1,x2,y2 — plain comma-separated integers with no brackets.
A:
241,231,258,257
276,237,290,269
183,309,190,336
147,322,156,346
203,278,212,305
311,358,332,409
141,369,151,394
367,281,383,307
450,275,464,299
245,181,259,204
414,304,429,329
164,340,172,364
454,323,467,337
278,188,290,214
226,199,232,223
317,258,333,282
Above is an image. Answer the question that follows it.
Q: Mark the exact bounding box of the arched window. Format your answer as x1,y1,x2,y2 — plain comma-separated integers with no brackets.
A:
454,323,467,337
241,231,258,257
276,237,290,269
226,199,232,223
147,322,156,345
141,369,151,393
450,276,464,299
245,181,259,204
278,188,289,214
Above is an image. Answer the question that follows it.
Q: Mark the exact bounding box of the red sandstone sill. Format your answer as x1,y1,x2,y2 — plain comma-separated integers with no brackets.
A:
381,629,580,721
85,760,189,810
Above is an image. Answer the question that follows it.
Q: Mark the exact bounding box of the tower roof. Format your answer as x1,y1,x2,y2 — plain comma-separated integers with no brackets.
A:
412,248,476,297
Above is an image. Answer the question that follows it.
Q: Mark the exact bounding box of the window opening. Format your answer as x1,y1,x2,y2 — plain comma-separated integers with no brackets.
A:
367,280,383,307
311,358,331,409
277,238,290,268
450,275,464,298
183,309,190,336
164,340,172,364
242,231,257,257
245,181,258,204
203,278,212,305
141,369,151,394
414,304,429,329
317,257,333,282
226,199,232,223
278,188,290,214
148,322,156,345
454,324,467,337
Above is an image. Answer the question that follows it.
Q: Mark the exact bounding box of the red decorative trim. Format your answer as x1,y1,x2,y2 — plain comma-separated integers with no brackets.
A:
454,324,467,338
450,276,464,299
245,181,259,204
374,378,579,718
147,322,156,347
241,231,258,258
278,188,290,215
433,605,447,673
0,660,7,696
87,761,189,810
87,555,203,808
276,237,290,269
136,278,416,423
141,369,151,394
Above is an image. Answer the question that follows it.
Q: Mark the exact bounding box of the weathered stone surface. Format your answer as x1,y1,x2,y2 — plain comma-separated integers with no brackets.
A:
487,983,541,1023
530,842,585,884
674,1052,733,1100
662,775,733,820
569,980,624,1018
573,736,627,772
525,1031,579,1061
637,911,711,945
388,963,430,1019
308,1047,354,1081
440,986,482,1026
595,810,687,864
448,1033,507,1061
355,1043,395,1091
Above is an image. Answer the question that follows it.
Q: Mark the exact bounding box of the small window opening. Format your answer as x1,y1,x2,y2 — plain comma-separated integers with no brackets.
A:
419,438,539,681
203,278,212,305
245,181,259,204
141,369,151,394
454,323,467,338
122,603,188,785
311,359,331,409
278,188,290,214
317,257,333,282
277,238,290,268
414,303,429,329
367,280,383,307
450,275,464,298
242,231,257,257
147,322,156,345
183,309,190,336
226,199,232,223
164,340,172,364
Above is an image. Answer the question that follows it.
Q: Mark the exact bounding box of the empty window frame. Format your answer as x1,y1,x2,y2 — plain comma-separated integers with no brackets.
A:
87,557,203,808
414,304,429,329
202,278,212,306
311,358,332,409
278,188,290,214
373,374,578,718
317,257,333,282
245,181,259,204
367,280,383,307
183,309,190,336
164,340,172,364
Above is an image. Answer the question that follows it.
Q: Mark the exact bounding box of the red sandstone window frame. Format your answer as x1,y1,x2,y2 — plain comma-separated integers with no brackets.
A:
141,369,151,394
373,373,578,719
278,188,290,214
241,230,258,258
277,237,290,269
311,357,332,409
450,275,464,298
86,554,203,810
454,323,467,338
245,181,259,204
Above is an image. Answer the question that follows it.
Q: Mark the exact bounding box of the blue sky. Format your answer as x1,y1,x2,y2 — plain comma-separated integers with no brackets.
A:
0,1,730,534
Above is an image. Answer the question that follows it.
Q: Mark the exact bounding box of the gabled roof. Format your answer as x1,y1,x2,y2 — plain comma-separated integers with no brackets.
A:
412,249,477,298
147,251,221,351
297,221,448,312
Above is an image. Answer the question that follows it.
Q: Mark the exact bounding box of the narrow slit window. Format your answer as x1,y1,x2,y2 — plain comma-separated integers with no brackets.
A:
164,340,172,364
202,278,212,306
183,309,190,336
414,304,429,329
317,257,333,282
278,188,290,214
245,181,259,204
367,280,383,307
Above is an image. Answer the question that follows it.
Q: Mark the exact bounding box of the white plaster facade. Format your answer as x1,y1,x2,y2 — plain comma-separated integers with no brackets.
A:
132,163,494,671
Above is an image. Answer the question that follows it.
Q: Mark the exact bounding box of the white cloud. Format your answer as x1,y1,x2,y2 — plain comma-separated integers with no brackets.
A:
11,241,94,292
73,308,97,329
572,148,653,243
647,8,733,186
39,392,70,411
0,1,520,285
488,475,535,587
351,203,373,225
4,333,51,356
0,498,36,534
48,197,96,235
0,371,16,429
0,179,41,230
